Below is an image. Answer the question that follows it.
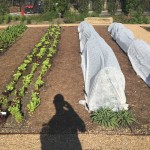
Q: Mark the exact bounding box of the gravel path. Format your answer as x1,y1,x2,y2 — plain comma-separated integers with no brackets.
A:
0,134,150,150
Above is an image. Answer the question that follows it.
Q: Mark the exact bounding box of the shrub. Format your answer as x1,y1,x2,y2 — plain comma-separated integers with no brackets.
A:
91,108,118,128
64,11,78,23
77,13,89,21
142,16,150,24
12,15,20,21
27,17,32,24
29,11,59,23
90,11,100,17
91,108,135,128
41,11,59,21
4,14,12,24
64,11,89,23
113,14,150,24
0,16,4,24
20,16,26,23
117,110,136,127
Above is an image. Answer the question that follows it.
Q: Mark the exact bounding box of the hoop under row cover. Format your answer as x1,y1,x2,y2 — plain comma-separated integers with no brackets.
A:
108,22,150,87
78,21,128,112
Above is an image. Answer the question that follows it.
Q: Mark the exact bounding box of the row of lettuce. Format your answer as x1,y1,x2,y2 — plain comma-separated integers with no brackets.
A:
0,24,27,53
0,25,61,122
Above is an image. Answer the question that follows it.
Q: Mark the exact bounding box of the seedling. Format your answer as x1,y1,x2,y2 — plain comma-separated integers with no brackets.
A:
34,76,44,90
27,92,41,112
6,81,15,92
13,71,22,82
8,100,23,123
18,63,27,72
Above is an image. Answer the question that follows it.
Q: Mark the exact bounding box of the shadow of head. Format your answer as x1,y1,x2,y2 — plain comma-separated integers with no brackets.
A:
53,94,72,114
53,94,65,107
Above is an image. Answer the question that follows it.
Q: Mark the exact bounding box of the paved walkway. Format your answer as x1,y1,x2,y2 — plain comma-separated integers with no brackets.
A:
0,24,150,150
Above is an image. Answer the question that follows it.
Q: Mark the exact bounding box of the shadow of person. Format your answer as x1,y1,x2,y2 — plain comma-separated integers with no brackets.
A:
40,94,86,150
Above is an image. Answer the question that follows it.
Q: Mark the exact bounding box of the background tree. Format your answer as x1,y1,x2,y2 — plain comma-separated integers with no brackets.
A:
107,0,117,15
55,0,70,17
78,0,89,14
43,0,70,17
121,0,148,17
92,0,104,14
43,0,54,12
0,0,9,15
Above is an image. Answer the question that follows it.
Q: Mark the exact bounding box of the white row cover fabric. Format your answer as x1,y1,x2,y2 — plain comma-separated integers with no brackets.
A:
128,39,150,87
78,21,102,53
88,67,127,112
108,23,124,40
78,21,128,112
108,22,135,53
108,22,150,87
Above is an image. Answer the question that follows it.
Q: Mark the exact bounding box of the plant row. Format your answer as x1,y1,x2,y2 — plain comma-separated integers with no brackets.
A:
0,24,27,53
0,25,61,123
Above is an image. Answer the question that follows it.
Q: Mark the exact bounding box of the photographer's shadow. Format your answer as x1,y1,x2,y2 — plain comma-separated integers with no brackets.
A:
40,94,86,150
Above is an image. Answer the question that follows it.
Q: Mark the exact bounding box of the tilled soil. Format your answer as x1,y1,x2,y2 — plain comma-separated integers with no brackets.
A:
0,27,48,93
0,26,149,134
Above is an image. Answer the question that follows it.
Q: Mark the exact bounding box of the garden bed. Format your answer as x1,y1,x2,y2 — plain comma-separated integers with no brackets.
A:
0,26,149,134
141,26,150,32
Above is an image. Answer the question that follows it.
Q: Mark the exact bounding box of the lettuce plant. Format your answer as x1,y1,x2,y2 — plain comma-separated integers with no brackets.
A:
27,92,41,112
13,71,22,82
8,98,23,123
6,81,15,92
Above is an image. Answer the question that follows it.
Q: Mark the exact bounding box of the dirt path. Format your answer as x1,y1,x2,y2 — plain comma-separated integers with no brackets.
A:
0,27,47,93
